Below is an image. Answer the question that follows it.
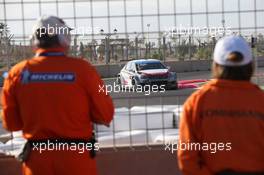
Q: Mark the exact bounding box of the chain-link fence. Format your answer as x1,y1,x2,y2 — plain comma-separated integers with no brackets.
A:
0,94,187,154
93,94,186,150
0,0,264,68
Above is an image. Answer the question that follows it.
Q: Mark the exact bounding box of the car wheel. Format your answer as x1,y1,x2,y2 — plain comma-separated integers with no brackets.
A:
132,78,139,89
116,76,122,85
171,82,178,90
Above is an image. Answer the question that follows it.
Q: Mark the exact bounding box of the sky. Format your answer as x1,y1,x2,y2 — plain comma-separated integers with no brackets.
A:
0,0,264,43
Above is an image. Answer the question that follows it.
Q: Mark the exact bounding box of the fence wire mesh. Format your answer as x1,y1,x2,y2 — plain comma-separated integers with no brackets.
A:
0,0,263,68
0,0,264,153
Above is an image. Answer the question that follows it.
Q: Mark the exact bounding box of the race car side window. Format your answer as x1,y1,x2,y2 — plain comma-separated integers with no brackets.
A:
131,63,136,72
129,63,136,72
125,62,129,71
124,63,128,71
126,62,133,71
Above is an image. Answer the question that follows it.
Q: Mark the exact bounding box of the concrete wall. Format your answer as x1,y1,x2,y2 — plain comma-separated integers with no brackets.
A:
95,63,125,79
0,154,22,175
95,57,264,78
0,146,181,175
97,146,181,175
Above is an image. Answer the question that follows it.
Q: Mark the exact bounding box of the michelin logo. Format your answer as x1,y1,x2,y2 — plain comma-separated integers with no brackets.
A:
21,69,75,84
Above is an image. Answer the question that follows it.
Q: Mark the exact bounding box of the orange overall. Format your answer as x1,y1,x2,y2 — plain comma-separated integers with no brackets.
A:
1,48,114,175
178,79,264,175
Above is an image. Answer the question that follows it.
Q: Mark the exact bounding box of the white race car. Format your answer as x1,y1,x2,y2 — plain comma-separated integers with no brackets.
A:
116,59,178,89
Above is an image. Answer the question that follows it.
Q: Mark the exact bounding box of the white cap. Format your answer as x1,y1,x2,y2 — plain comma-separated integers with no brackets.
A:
213,35,252,66
31,15,72,47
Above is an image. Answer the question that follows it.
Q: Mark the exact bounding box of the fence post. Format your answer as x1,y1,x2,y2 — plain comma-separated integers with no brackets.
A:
163,36,166,62
172,113,177,128
135,36,139,59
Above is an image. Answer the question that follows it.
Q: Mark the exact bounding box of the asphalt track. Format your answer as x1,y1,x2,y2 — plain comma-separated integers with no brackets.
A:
105,67,264,107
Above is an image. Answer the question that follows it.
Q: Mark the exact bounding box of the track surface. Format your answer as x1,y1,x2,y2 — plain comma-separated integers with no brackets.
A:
105,67,264,107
